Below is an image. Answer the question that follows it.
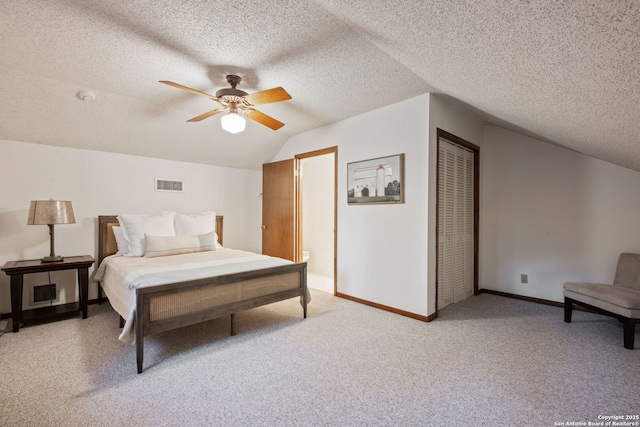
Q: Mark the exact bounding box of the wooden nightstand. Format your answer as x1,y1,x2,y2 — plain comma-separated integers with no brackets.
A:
1,255,95,332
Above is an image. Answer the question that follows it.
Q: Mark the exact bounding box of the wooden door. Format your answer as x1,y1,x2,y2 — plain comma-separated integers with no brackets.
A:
262,159,296,261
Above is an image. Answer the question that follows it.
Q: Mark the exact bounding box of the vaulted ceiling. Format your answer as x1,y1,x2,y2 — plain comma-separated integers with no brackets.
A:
2,1,639,171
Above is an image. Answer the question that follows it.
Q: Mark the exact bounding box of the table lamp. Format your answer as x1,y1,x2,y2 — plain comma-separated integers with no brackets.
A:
27,199,75,262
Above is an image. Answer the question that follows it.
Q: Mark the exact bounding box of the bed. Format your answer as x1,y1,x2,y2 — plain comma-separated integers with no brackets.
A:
96,214,308,373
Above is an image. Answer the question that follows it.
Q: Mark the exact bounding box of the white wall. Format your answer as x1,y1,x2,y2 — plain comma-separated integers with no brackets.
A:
7,100,639,321
273,93,486,317
273,94,431,316
480,126,640,301
301,153,334,278
270,92,640,318
0,140,262,314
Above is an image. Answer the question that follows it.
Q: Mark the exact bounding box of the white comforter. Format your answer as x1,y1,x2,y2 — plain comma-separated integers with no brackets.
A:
95,249,293,344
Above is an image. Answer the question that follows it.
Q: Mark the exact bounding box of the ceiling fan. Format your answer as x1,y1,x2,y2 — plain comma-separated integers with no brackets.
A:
159,75,291,133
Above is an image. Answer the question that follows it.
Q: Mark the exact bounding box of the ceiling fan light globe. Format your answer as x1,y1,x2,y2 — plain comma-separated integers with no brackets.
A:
221,112,246,134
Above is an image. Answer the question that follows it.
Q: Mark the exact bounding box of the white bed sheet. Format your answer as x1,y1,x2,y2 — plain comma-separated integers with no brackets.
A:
95,249,293,344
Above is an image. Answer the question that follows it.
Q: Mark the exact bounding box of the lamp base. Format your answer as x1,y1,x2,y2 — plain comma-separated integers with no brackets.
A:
41,255,64,263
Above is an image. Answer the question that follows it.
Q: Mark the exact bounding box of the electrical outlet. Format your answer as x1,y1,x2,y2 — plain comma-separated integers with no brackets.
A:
520,274,528,284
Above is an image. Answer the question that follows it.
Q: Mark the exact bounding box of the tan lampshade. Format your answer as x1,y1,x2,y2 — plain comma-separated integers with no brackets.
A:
27,200,75,225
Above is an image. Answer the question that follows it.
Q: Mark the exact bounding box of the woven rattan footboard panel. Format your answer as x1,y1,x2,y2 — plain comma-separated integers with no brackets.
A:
149,271,301,322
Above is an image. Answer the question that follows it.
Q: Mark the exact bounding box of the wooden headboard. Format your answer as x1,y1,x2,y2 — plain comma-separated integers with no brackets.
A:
98,215,224,264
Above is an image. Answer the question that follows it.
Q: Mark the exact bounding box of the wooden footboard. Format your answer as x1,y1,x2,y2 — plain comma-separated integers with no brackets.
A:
135,262,307,373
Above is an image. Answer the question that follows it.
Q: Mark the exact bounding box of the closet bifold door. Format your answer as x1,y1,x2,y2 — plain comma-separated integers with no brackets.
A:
438,145,455,309
438,140,474,310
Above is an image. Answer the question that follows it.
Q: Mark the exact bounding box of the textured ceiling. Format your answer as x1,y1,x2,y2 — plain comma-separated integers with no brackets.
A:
1,0,639,171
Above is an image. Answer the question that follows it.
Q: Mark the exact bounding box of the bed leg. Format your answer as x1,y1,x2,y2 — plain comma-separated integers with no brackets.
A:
302,267,308,319
230,313,236,336
136,296,144,374
136,335,144,374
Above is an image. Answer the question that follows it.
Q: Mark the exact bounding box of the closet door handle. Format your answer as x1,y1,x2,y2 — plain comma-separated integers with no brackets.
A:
261,225,267,230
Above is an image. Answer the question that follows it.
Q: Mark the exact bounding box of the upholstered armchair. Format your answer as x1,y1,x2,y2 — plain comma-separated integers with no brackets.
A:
563,253,640,349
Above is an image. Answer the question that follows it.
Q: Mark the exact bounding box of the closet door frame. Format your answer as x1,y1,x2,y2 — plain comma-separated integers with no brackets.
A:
435,128,480,313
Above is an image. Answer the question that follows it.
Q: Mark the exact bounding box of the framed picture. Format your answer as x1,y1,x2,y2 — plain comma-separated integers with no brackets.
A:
347,153,404,204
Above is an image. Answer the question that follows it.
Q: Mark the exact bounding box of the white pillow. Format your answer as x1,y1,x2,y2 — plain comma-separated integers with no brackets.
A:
175,211,222,249
117,211,176,256
112,226,129,255
194,231,218,252
144,231,218,258
174,211,216,235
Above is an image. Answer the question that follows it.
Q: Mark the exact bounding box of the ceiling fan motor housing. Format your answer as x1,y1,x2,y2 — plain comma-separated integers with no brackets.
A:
216,87,248,98
216,74,248,98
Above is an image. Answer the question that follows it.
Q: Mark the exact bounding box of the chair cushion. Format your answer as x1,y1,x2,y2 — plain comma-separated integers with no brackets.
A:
564,282,640,316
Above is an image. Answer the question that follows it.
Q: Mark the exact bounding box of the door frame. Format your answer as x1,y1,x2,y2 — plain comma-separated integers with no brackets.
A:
295,146,338,295
435,128,480,313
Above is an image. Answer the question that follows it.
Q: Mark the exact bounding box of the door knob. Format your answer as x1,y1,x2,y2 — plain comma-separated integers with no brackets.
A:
261,225,267,230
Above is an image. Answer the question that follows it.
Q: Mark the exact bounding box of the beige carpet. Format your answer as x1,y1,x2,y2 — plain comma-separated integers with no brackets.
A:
0,291,638,426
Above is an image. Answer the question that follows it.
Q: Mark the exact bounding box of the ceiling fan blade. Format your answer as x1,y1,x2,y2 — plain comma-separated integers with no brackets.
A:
187,108,227,122
243,87,291,106
245,109,285,130
159,80,218,101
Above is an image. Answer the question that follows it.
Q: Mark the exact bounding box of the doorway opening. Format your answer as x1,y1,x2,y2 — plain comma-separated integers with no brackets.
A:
296,147,337,295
